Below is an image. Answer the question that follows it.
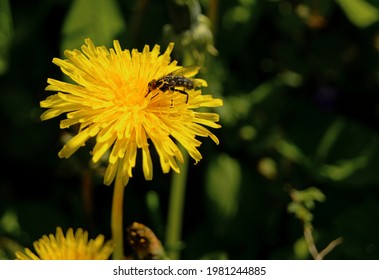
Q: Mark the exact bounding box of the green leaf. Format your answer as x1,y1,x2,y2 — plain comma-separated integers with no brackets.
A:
319,155,371,181
205,154,242,233
248,78,282,106
315,120,379,182
336,0,379,28
316,119,345,161
275,139,312,168
61,0,126,52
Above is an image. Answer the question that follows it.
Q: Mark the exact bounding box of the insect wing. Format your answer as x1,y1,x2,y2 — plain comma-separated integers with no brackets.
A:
168,65,200,78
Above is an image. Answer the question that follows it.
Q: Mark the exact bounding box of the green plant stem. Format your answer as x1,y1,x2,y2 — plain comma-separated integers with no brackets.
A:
165,146,189,259
208,0,219,36
111,175,125,259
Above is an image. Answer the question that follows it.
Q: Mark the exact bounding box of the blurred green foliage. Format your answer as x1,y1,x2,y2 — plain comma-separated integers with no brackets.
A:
1,0,379,260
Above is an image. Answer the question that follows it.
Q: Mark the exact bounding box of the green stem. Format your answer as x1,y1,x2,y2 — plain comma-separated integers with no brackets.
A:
111,175,125,259
208,0,219,36
165,146,189,259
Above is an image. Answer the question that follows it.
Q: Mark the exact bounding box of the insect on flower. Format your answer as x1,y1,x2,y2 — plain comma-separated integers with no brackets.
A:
40,39,222,187
145,65,205,103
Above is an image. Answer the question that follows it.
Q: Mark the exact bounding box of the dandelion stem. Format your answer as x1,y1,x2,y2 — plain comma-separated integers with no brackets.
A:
165,146,189,259
111,175,125,259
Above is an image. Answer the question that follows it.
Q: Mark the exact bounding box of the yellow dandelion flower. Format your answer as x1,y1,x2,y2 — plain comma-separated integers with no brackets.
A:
15,227,114,260
40,38,222,187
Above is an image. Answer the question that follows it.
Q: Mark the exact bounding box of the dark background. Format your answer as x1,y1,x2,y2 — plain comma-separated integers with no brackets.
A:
1,0,379,259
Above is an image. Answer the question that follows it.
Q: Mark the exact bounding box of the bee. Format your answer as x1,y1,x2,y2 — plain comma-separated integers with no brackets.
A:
145,66,206,103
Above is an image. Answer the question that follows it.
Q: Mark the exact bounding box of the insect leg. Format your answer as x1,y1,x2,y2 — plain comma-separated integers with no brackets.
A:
170,87,189,103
